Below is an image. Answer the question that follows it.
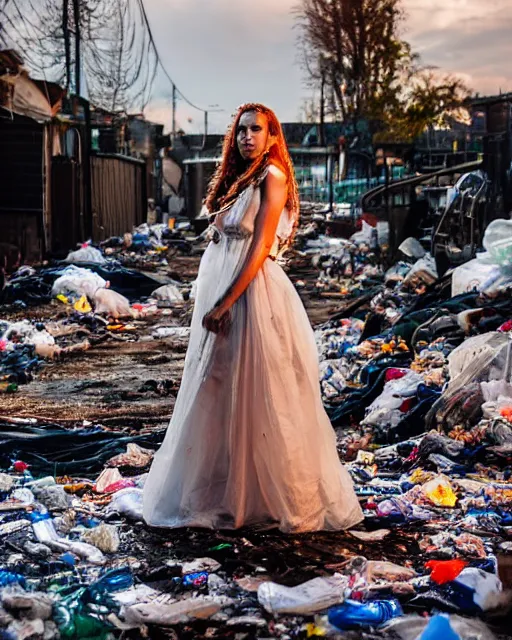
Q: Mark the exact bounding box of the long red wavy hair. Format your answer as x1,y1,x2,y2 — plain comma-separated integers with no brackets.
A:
205,103,300,246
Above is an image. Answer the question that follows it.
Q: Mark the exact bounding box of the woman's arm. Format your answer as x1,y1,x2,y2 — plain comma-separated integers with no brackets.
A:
202,165,288,334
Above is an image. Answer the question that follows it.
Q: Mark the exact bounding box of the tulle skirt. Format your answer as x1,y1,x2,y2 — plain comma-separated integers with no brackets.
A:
142,233,363,532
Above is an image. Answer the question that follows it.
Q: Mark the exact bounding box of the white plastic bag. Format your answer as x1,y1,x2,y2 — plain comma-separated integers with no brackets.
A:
451,257,498,297
257,574,347,614
106,488,143,520
65,246,106,265
51,266,106,299
1,320,55,346
403,254,438,287
399,237,426,260
152,284,184,304
483,218,512,270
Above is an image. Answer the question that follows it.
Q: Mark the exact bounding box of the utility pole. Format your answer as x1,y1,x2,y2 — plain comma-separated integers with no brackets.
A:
71,0,81,96
319,69,325,147
62,0,71,91
172,84,177,141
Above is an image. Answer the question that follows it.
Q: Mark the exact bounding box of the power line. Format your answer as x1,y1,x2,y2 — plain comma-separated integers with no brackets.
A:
136,0,209,114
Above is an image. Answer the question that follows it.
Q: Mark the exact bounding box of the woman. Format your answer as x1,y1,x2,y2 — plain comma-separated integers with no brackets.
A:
143,104,363,533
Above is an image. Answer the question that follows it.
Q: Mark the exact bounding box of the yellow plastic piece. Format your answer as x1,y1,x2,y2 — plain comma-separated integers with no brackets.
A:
74,295,92,314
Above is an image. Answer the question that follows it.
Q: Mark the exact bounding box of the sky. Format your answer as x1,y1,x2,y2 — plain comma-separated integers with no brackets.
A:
143,0,512,134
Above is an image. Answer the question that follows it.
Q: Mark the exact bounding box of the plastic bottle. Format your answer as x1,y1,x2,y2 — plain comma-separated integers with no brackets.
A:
328,599,403,630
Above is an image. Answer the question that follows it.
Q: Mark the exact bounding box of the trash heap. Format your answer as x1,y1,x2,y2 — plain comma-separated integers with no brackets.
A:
0,246,199,399
1,219,512,638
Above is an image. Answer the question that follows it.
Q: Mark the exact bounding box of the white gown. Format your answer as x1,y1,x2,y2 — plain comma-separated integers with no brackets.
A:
143,171,364,533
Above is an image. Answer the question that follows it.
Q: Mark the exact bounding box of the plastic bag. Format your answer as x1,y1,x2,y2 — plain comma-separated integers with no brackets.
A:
51,266,106,299
454,567,502,611
399,237,426,260
257,574,347,614
451,258,499,297
82,524,120,553
65,246,106,265
425,559,468,585
366,561,417,583
362,370,423,427
92,288,133,318
483,218,512,270
448,332,512,395
106,488,144,520
383,613,497,640
377,221,389,247
1,320,55,346
403,254,438,287
123,597,225,626
152,284,184,304
95,468,123,493
350,220,375,246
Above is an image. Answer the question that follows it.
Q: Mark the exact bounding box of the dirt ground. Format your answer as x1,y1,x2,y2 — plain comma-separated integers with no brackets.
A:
0,254,339,424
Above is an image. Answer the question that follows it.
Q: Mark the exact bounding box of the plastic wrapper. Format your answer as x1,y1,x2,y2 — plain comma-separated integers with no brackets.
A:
422,475,458,507
123,597,227,626
257,574,347,614
328,598,403,630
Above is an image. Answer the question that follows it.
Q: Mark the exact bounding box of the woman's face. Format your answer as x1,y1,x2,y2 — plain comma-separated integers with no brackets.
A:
236,110,269,162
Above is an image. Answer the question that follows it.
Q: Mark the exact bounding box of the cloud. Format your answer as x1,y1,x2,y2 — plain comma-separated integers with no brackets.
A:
404,0,512,94
144,0,304,131
144,0,512,131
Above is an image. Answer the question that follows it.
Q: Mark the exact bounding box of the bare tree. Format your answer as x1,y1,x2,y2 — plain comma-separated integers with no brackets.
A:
296,0,469,140
296,0,410,121
1,0,158,112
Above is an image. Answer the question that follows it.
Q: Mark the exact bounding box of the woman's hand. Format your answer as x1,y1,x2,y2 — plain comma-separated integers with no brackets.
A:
202,302,232,336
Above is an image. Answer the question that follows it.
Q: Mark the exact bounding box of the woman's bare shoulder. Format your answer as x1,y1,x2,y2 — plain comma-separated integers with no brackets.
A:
267,163,287,184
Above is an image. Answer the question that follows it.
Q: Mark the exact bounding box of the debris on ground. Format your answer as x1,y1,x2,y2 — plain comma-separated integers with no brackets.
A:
1,216,512,639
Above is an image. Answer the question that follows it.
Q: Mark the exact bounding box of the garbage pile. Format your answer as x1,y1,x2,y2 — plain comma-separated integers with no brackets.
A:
0,243,199,397
1,218,512,638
